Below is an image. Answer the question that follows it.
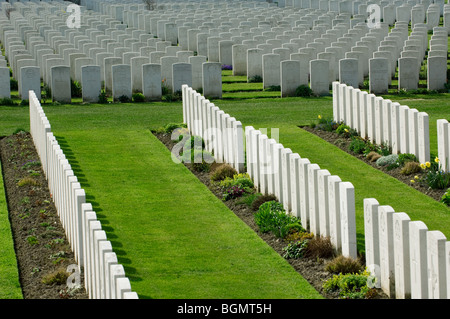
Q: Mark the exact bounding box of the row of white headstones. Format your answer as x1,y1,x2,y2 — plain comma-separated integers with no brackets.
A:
29,90,138,299
182,84,450,299
0,1,223,102
1,0,448,103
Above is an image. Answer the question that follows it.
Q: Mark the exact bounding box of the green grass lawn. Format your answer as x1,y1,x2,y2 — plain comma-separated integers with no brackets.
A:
0,159,22,299
16,102,321,299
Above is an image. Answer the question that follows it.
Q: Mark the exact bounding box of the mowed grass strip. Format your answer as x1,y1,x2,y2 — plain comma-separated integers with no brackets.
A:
212,96,450,253
0,158,23,299
38,104,322,299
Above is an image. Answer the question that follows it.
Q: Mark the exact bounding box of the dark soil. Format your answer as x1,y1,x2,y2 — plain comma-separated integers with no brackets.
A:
301,125,447,203
0,132,88,299
153,131,389,300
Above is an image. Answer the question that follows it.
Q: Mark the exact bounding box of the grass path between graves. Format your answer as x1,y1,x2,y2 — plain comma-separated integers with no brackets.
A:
0,154,23,299
32,103,322,299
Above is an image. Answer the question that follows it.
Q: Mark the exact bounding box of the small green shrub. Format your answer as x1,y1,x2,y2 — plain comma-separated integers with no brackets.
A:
295,85,313,97
251,193,277,211
441,188,450,206
222,185,245,201
400,161,422,175
164,123,187,134
248,75,262,83
10,78,18,90
325,255,364,274
376,154,399,167
210,164,237,182
265,85,280,91
0,97,16,106
27,236,39,246
397,153,418,166
98,90,108,104
254,201,302,238
132,92,145,102
181,149,214,172
282,240,308,259
349,137,366,154
323,270,377,299
335,123,351,136
117,95,131,103
71,80,82,98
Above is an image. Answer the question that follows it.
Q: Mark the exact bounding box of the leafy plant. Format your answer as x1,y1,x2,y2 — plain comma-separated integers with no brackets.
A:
98,90,108,104
349,137,366,154
0,97,16,106
295,85,313,97
132,92,145,102
164,123,187,134
71,80,82,98
248,75,262,83
222,185,245,201
441,188,450,206
322,270,377,299
117,95,131,103
27,236,38,246
282,240,308,259
424,169,450,190
10,78,18,90
335,123,351,136
397,153,418,166
254,201,302,238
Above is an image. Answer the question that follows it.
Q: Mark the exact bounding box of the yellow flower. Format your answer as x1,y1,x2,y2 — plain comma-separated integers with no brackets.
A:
425,162,431,168
318,115,322,119
410,179,415,184
414,175,419,180
420,163,426,169
435,157,440,163
344,128,349,133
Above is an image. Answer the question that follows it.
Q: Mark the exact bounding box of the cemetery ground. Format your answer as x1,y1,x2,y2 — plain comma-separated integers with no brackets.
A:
0,70,449,300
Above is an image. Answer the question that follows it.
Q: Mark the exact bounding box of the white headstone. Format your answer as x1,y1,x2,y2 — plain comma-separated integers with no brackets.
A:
339,182,357,259
131,56,150,93
310,59,329,96
202,62,222,99
409,221,429,299
281,60,301,98
262,53,281,89
339,58,359,88
427,231,447,299
112,64,132,102
20,66,40,100
0,67,11,98
51,66,71,103
172,63,192,94
369,58,389,94
142,63,161,101
379,205,395,298
393,212,411,299
81,65,101,103
427,56,447,91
